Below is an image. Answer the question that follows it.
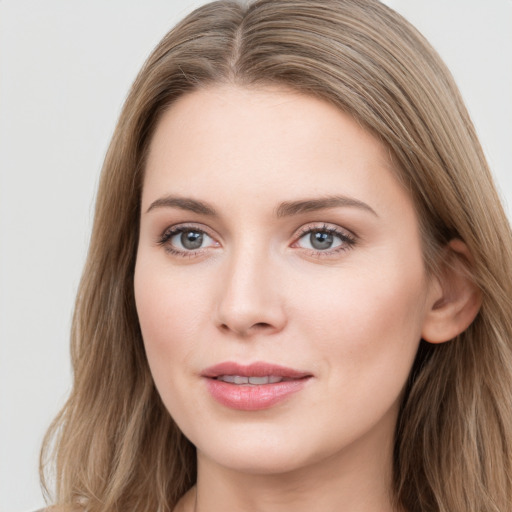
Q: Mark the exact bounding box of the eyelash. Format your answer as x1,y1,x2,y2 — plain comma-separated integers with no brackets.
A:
156,223,357,258
157,224,217,258
292,223,357,257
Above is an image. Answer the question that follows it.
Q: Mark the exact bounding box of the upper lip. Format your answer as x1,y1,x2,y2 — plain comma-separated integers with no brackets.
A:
201,361,311,379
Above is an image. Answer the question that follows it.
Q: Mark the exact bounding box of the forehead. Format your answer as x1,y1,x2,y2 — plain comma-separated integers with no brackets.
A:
142,84,408,219
147,84,389,165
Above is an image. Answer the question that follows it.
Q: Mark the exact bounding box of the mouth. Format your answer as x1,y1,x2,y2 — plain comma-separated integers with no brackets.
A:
214,375,295,385
201,362,312,411
202,361,311,380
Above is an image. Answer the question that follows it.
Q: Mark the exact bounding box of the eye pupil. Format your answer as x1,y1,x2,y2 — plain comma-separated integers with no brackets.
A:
181,231,203,250
310,231,333,250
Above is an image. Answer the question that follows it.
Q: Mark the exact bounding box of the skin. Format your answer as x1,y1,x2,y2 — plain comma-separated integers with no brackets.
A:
134,85,445,512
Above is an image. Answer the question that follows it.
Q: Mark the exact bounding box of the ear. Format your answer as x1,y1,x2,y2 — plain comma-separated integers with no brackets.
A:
422,239,482,344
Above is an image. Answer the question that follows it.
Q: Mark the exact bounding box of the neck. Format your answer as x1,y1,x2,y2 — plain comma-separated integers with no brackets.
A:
182,415,399,512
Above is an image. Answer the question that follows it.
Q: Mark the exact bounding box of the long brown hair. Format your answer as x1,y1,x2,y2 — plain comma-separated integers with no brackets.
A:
41,1,512,510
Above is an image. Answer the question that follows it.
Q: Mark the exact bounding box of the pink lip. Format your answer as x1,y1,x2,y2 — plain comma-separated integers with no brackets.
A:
201,361,312,411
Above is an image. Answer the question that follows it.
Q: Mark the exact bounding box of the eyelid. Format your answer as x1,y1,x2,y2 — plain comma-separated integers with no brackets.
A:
290,222,357,256
293,222,356,239
156,221,357,258
157,222,221,256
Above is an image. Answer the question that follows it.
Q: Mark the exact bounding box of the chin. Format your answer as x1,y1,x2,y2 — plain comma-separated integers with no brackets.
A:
201,443,311,475
190,423,337,476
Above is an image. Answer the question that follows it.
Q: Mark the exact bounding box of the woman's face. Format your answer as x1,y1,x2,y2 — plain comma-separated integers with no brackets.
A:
135,85,438,475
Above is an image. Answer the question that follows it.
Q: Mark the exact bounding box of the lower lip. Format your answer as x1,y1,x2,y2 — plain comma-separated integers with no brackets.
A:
205,378,309,411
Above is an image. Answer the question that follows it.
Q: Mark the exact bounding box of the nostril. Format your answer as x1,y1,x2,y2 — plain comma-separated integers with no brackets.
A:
253,322,272,330
219,321,273,336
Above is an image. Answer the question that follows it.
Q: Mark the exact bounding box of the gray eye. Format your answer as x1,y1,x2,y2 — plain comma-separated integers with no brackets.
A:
170,229,213,251
296,229,344,251
181,231,203,249
310,231,334,250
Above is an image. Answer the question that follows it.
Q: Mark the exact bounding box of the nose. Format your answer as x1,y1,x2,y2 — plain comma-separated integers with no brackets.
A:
214,246,287,338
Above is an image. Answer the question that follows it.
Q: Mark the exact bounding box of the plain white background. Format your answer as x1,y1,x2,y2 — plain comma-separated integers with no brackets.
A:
0,1,510,511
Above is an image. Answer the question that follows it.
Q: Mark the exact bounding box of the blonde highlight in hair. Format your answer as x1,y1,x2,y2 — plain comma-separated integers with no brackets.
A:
41,1,512,510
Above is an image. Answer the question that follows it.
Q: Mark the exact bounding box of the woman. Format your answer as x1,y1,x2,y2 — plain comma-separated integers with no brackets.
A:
40,0,512,511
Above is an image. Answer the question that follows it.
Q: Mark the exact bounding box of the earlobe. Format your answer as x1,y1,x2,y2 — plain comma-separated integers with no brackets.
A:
421,239,482,344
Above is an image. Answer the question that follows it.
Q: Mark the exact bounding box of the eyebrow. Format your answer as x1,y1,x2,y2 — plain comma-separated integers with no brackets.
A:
275,195,378,218
146,194,377,217
146,196,218,215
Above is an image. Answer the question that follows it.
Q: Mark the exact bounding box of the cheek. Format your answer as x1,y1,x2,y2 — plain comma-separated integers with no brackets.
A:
134,258,208,384
134,261,216,426
292,258,428,379
284,262,428,449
